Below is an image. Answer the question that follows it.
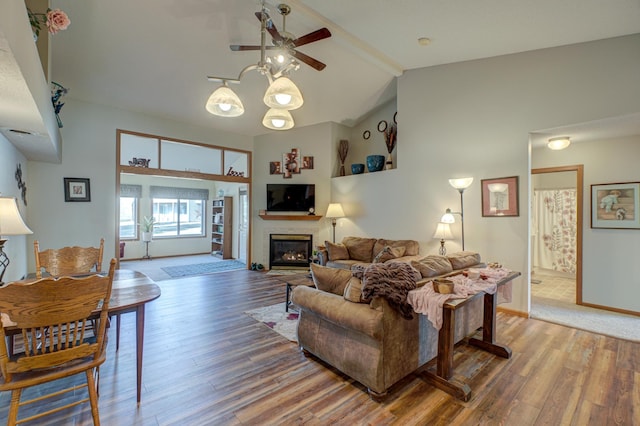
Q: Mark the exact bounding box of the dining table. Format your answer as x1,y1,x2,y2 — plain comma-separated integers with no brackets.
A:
1,269,161,404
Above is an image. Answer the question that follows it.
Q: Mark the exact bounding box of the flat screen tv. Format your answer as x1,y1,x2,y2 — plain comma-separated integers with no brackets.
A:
266,184,315,212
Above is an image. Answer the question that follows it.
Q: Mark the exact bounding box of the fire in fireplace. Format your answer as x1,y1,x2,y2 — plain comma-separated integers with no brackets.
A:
269,234,313,269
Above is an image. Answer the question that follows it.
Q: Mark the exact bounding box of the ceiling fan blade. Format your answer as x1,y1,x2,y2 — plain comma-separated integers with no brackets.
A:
230,45,278,51
293,28,331,47
291,50,326,71
255,11,283,42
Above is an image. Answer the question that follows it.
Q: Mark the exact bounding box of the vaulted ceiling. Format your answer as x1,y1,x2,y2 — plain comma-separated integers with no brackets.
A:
2,0,640,157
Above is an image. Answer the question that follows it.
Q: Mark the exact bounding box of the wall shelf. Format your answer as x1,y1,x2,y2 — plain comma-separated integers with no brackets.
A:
259,214,323,221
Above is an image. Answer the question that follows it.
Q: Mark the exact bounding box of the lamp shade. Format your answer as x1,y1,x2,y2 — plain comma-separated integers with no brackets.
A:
205,85,245,117
263,77,304,110
262,108,294,130
448,177,474,190
547,136,571,150
440,209,456,224
0,197,33,235
325,203,345,218
433,222,453,240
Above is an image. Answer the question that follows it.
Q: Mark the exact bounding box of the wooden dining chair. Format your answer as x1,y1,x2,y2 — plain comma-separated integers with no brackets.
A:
34,239,122,350
0,259,116,426
34,238,104,279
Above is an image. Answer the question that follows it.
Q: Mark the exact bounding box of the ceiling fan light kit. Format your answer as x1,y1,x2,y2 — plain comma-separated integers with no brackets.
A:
205,1,330,130
263,77,304,110
263,108,294,130
206,84,245,117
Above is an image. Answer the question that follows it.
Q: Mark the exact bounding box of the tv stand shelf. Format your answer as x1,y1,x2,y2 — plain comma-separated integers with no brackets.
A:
259,214,323,221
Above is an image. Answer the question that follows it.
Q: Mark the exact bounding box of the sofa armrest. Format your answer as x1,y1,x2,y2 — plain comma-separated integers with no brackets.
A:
316,245,329,266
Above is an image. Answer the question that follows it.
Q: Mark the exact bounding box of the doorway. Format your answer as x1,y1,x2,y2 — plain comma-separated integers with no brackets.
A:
530,165,584,305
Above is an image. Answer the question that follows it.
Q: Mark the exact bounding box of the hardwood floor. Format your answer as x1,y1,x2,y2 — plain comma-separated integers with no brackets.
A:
2,270,639,425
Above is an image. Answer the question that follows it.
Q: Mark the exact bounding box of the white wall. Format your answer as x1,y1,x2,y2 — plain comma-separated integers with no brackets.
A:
0,136,30,282
532,136,640,312
252,122,344,267
333,34,640,314
26,98,252,272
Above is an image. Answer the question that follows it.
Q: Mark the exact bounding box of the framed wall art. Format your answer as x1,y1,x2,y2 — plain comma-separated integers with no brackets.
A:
64,178,91,202
481,176,519,217
591,182,639,229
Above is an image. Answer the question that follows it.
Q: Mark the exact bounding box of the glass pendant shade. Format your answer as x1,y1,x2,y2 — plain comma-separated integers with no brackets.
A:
262,108,294,130
263,77,304,110
205,85,245,117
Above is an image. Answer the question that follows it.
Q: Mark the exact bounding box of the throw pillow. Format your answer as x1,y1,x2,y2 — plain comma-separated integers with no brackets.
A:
310,263,351,295
373,239,420,257
343,276,370,303
325,240,349,261
372,245,406,263
342,237,377,262
411,255,453,278
447,251,482,270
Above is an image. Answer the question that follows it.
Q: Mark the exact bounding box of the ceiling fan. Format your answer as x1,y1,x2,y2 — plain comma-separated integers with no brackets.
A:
230,3,331,71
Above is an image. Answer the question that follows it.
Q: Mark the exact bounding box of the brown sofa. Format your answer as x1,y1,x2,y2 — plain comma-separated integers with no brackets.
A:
317,236,421,270
291,251,485,400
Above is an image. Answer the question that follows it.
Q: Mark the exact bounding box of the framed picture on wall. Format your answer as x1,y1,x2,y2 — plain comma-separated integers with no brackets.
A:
481,176,519,217
591,182,639,229
64,178,91,202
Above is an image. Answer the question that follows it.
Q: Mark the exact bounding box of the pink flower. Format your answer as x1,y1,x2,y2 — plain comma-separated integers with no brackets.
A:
46,9,70,34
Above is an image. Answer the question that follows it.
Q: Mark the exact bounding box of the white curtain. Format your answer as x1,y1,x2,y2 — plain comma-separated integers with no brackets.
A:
532,189,577,273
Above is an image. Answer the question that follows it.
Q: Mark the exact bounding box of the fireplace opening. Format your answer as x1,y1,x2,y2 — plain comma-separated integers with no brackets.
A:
269,234,312,270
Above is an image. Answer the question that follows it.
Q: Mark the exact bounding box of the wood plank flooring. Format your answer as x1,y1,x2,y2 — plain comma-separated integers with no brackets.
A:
1,269,639,425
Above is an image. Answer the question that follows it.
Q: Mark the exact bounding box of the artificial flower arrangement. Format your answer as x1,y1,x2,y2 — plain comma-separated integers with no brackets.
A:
28,8,70,37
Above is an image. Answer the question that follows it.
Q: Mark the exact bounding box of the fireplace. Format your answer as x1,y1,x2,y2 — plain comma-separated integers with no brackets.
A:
269,234,313,269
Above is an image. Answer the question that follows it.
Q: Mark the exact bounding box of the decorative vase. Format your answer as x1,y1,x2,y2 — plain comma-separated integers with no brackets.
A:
351,163,365,174
385,153,393,170
366,155,385,172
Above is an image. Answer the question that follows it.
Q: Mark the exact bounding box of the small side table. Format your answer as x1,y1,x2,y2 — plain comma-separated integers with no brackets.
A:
285,274,314,312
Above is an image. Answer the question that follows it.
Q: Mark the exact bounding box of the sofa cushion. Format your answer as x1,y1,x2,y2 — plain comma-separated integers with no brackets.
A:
343,276,371,303
325,241,349,261
310,263,352,295
342,237,377,262
447,251,482,270
372,246,406,263
373,239,420,257
411,255,453,278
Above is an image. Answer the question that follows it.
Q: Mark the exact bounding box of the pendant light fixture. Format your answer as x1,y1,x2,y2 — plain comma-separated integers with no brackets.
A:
263,76,304,110
205,82,245,117
262,109,294,130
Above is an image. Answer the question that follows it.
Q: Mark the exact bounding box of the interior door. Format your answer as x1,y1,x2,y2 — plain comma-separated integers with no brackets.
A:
238,187,248,263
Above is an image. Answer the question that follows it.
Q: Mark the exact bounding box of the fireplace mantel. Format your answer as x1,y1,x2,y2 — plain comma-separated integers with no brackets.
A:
259,214,322,221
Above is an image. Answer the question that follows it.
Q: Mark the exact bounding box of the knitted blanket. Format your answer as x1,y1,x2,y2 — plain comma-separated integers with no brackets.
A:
354,262,420,319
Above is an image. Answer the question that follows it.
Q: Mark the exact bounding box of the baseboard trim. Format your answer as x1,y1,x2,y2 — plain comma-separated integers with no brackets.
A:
497,306,529,318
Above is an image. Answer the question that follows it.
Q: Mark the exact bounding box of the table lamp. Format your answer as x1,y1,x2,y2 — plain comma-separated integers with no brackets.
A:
433,222,453,255
0,197,33,284
325,203,345,243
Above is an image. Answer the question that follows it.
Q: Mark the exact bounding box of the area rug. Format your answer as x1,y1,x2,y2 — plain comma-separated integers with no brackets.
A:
245,303,298,343
161,260,246,278
531,296,640,342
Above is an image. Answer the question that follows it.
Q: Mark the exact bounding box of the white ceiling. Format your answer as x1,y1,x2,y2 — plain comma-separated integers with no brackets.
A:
3,0,640,155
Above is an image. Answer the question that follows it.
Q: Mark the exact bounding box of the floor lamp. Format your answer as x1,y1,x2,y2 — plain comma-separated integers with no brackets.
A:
325,203,345,243
440,177,473,251
0,197,33,284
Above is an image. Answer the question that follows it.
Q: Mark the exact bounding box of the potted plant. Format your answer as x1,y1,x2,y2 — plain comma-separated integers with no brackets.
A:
140,216,155,242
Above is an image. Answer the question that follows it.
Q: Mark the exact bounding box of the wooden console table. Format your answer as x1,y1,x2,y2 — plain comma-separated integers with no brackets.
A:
421,271,521,401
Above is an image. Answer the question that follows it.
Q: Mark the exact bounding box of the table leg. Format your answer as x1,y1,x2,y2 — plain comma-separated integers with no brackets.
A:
468,292,511,358
421,306,471,401
285,283,291,312
136,304,145,404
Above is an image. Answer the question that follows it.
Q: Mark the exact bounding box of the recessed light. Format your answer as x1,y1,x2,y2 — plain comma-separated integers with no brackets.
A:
418,37,431,46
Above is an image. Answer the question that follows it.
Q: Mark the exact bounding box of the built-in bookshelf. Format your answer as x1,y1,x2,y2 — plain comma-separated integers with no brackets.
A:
211,196,232,259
